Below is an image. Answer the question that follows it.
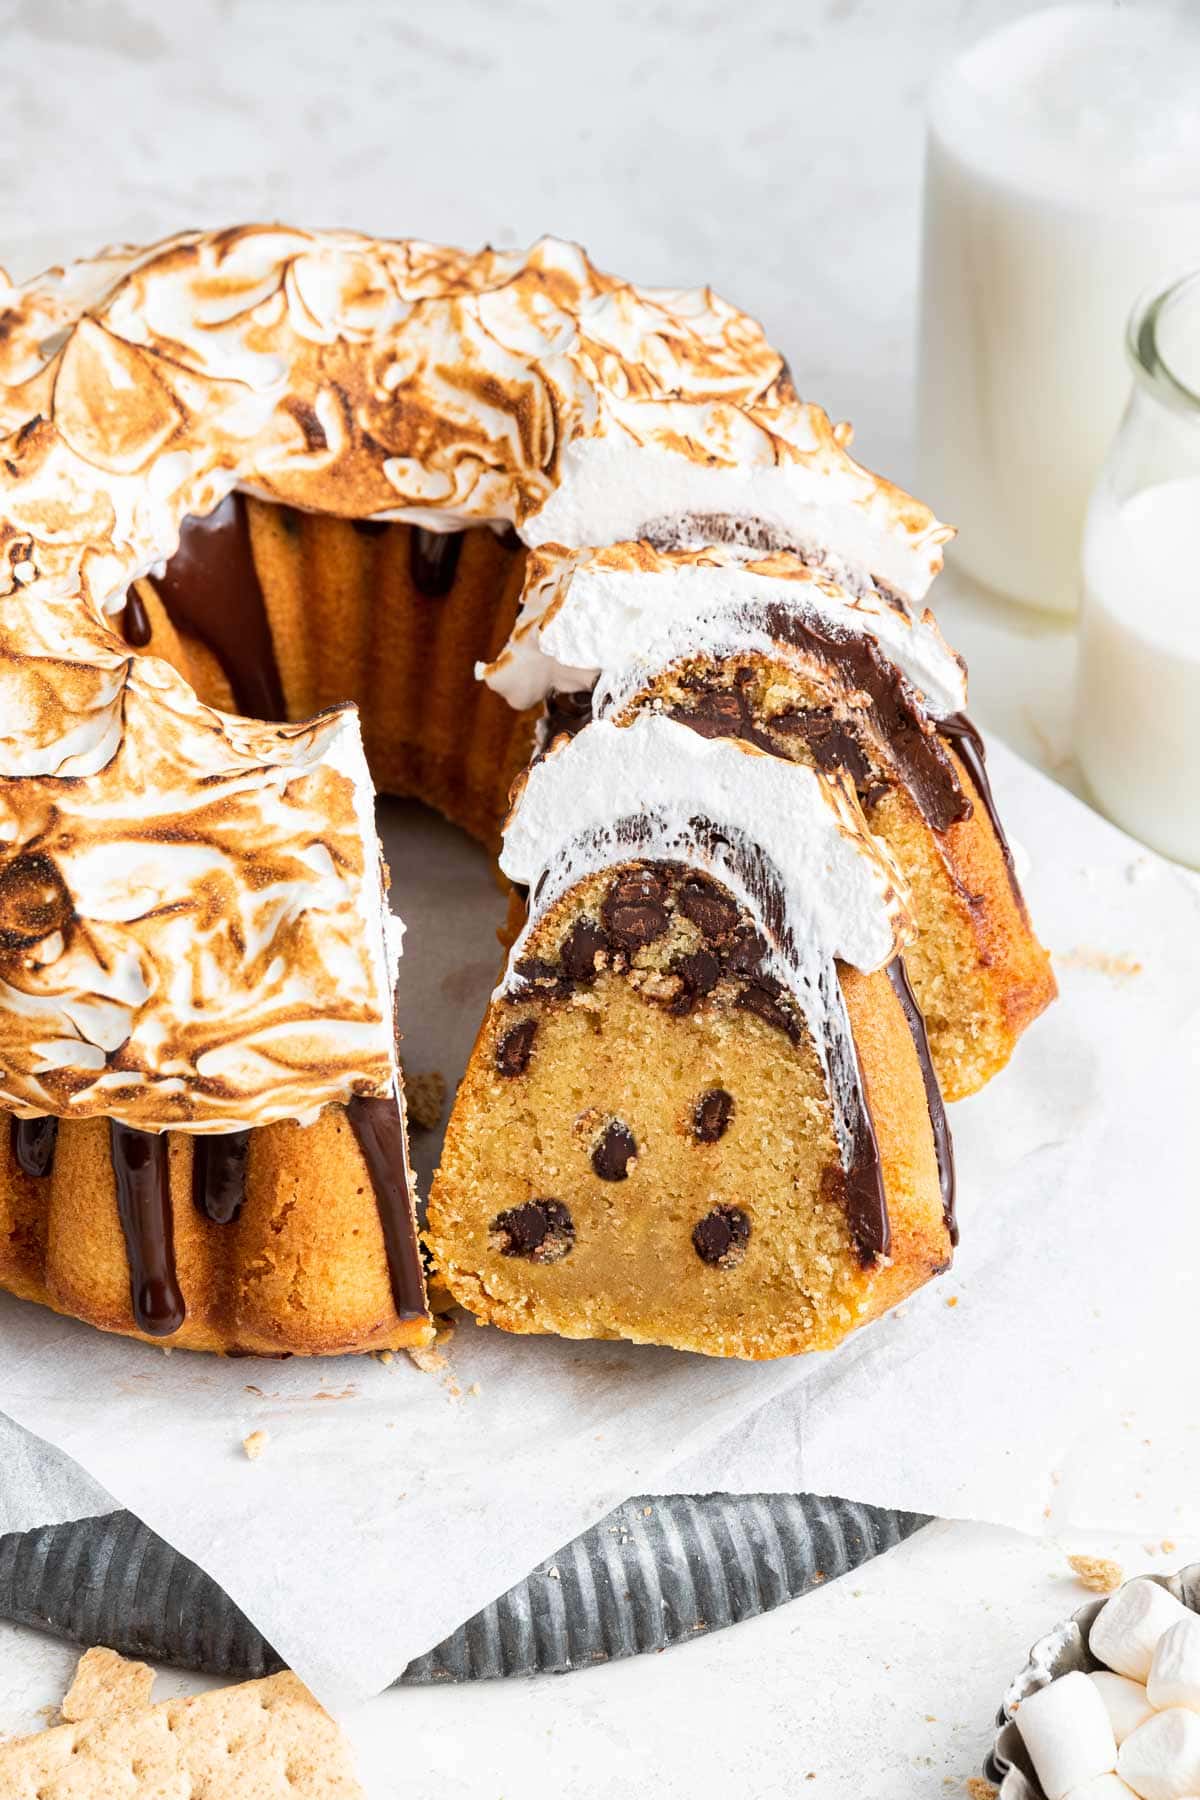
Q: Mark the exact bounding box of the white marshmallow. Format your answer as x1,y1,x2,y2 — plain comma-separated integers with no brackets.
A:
1091,1673,1156,1745
1017,1671,1119,1800
1150,1617,1200,1714
1118,1708,1200,1799
1064,1777,1140,1798
1092,1583,1193,1682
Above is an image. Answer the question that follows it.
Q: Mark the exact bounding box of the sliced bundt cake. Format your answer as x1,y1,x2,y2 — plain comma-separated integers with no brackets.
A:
482,540,1055,1100
427,715,954,1359
0,225,1052,1358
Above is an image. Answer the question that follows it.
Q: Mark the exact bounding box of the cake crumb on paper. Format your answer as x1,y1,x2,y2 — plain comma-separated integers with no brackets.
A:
1068,1553,1123,1592
407,1344,448,1376
242,1429,269,1461
1056,946,1143,982
965,1780,998,1799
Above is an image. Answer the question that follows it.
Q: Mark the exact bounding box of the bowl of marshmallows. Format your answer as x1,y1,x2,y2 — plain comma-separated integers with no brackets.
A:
990,1569,1200,1799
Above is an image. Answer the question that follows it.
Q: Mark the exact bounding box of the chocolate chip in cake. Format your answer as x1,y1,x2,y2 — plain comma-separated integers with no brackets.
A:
676,876,740,942
692,1088,734,1143
495,1018,538,1077
673,948,721,1000
735,981,801,1042
725,927,770,979
601,868,670,950
560,918,609,982
591,1119,637,1181
692,1204,750,1268
490,1199,575,1262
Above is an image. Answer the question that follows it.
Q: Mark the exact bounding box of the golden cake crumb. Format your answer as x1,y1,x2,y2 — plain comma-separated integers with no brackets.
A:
242,1429,269,1461
1068,1553,1123,1592
407,1344,448,1375
965,1780,998,1799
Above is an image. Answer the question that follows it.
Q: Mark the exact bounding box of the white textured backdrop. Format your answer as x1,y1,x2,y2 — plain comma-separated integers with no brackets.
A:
0,2,1141,1796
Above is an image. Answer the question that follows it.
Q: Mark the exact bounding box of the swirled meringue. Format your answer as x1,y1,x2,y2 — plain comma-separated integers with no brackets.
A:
0,225,949,1132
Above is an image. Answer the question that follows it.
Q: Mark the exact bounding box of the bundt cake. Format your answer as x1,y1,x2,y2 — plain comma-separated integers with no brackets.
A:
0,224,1054,1359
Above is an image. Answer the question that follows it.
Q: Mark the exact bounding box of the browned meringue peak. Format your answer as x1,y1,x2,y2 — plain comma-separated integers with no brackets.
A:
0,635,396,1131
0,226,949,621
0,224,948,1132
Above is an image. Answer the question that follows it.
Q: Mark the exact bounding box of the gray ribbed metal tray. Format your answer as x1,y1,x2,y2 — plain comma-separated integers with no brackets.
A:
0,1495,928,1683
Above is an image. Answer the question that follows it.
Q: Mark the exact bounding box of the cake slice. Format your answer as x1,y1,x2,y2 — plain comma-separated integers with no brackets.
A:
427,715,953,1359
482,540,1056,1098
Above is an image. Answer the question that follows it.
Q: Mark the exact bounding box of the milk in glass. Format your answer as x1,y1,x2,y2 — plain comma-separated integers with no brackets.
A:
918,5,1200,614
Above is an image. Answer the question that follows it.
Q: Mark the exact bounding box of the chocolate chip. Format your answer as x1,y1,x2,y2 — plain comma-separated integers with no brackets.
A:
490,1199,575,1262
692,1205,750,1268
676,877,740,942
591,1120,637,1181
771,706,873,786
692,1089,734,1143
0,851,74,952
735,982,800,1042
725,929,770,979
560,919,608,982
495,1018,537,1077
601,869,669,950
674,948,720,998
512,957,570,996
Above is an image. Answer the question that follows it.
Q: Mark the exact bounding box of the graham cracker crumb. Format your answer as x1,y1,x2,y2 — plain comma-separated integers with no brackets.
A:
404,1069,447,1132
242,1429,269,1461
3,1662,363,1797
966,1781,998,1799
1068,1553,1123,1593
61,1647,155,1722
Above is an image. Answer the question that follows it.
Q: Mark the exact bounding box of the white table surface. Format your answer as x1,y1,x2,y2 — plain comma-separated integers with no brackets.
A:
0,0,1153,1793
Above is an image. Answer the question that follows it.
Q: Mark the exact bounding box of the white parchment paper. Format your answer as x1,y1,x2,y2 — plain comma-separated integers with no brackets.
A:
0,743,1196,1706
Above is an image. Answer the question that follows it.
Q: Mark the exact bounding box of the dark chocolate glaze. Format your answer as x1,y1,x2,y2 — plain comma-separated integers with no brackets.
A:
148,493,286,719
119,588,152,647
841,1038,890,1268
409,527,464,597
346,1094,427,1321
109,1121,186,1338
10,1114,58,1179
192,1130,251,1226
885,957,957,1244
937,713,1025,911
676,609,970,832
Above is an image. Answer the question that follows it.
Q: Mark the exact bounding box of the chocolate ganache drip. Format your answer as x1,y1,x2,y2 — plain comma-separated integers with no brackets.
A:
118,587,152,648
109,1121,186,1338
10,1114,58,1179
409,527,464,597
937,713,1024,910
193,1130,251,1226
149,493,285,720
885,957,957,1243
346,1095,426,1321
840,1033,890,1267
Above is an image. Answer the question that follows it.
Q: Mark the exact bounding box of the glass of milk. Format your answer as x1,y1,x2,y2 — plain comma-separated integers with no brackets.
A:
917,4,1200,615
1076,271,1200,867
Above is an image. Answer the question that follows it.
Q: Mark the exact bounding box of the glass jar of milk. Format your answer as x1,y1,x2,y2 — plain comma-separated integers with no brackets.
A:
1076,272,1200,868
917,4,1200,615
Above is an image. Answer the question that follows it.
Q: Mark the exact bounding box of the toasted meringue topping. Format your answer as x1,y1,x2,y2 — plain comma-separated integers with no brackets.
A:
481,539,968,718
0,224,946,1130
